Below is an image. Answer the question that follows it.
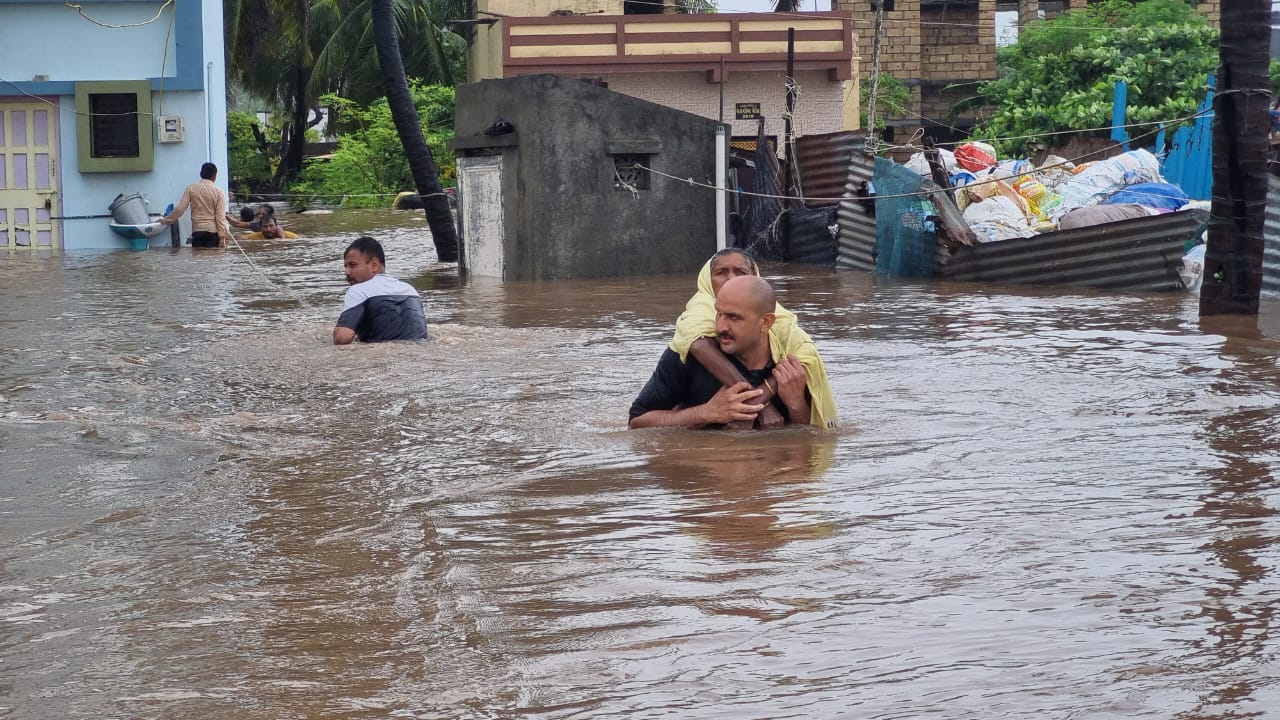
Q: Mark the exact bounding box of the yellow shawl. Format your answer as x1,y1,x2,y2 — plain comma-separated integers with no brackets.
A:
241,229,299,240
668,259,838,429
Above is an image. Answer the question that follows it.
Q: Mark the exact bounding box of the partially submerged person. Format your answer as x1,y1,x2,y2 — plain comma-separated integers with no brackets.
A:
663,248,838,429
159,162,232,248
629,275,818,429
241,216,299,240
333,236,427,345
227,203,275,231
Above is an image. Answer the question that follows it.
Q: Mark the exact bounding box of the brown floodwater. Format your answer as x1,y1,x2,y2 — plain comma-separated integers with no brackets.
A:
2,209,1278,719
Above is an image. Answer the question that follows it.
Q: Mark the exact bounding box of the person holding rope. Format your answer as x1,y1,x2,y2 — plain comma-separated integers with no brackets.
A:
159,162,232,248
227,203,276,232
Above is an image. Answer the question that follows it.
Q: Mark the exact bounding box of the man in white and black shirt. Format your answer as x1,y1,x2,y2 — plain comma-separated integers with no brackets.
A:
333,236,427,344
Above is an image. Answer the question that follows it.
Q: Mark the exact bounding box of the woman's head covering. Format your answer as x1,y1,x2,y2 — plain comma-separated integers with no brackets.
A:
696,248,761,297
670,250,838,428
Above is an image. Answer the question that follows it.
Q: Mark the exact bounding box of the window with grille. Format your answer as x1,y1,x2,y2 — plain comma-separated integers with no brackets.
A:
89,93,140,158
75,81,154,172
612,155,651,191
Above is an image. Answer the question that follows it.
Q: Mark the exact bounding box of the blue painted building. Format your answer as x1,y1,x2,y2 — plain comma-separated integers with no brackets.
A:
0,0,228,251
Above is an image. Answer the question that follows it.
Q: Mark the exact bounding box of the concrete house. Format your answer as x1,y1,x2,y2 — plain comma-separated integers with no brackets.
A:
0,0,228,251
466,0,860,151
452,74,725,281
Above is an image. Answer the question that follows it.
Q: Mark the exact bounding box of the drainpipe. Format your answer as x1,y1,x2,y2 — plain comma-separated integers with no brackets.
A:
716,125,727,250
205,62,214,161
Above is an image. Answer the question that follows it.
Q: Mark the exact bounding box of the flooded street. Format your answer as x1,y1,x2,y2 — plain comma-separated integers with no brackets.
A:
2,209,1278,719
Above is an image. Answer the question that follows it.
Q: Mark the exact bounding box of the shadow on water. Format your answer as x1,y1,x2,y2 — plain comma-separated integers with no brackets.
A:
1178,314,1280,720
629,430,840,556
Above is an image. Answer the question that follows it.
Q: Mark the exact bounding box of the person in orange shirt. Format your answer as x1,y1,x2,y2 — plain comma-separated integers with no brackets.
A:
159,162,232,248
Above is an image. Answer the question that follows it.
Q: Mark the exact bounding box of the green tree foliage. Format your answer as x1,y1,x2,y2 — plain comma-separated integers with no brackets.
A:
972,0,1218,157
224,0,468,188
860,73,910,132
226,112,275,195
292,84,456,208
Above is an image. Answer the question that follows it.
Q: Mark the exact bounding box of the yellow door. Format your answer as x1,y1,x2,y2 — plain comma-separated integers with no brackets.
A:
0,102,60,249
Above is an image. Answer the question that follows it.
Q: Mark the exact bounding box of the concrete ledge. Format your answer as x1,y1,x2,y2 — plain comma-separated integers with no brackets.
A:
449,133,520,151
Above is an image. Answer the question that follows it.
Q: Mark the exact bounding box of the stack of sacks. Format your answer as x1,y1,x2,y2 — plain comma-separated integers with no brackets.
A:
1056,181,1190,230
954,141,998,172
962,194,1037,243
1056,204,1156,230
1035,155,1077,189
904,148,958,176
1104,182,1189,212
1048,149,1163,222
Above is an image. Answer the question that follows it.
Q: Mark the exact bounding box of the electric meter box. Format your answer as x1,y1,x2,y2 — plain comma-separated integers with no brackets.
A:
157,115,185,143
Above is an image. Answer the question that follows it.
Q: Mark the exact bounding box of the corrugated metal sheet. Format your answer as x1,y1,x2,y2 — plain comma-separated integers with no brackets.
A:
940,209,1210,291
794,130,867,208
829,141,877,272
833,154,1211,291
1262,175,1280,297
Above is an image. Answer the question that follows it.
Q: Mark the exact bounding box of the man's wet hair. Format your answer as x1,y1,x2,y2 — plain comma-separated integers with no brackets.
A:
199,162,217,180
258,204,276,217
239,207,255,222
346,236,385,265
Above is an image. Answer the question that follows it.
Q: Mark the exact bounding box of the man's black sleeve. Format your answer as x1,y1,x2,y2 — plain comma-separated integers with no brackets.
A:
628,349,688,421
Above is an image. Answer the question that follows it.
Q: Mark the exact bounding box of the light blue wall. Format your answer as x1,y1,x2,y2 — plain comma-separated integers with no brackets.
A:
1,3,176,83
1,0,228,251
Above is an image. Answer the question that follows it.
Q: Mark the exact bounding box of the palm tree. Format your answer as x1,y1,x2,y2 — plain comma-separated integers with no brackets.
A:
370,0,460,262
225,0,468,189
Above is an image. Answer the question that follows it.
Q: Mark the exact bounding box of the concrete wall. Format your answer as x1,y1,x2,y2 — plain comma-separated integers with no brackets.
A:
470,0,628,81
603,69,849,143
454,74,722,280
1,2,175,81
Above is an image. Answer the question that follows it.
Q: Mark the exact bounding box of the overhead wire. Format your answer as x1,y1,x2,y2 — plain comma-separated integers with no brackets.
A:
629,99,1215,207
65,0,173,29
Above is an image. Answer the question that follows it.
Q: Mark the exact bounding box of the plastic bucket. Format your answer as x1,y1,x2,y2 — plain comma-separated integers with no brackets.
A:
108,193,149,226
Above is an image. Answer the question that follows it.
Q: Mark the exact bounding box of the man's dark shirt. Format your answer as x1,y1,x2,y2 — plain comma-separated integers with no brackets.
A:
336,274,427,343
629,348,790,425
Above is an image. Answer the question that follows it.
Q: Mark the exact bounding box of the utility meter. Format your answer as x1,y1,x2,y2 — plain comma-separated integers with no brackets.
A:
157,115,185,143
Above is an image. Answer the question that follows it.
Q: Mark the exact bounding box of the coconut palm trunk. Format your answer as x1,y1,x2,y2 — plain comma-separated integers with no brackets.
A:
370,0,460,263
1199,0,1271,314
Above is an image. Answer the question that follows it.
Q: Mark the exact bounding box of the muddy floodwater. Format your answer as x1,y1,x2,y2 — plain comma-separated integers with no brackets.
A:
2,209,1278,719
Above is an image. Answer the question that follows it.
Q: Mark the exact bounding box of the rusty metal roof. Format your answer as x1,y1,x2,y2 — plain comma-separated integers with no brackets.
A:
795,130,868,209
827,139,877,272
832,153,1210,291
940,208,1209,291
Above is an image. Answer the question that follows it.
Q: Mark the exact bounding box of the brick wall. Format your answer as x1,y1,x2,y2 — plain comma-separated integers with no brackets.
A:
835,0,997,138
922,1,995,81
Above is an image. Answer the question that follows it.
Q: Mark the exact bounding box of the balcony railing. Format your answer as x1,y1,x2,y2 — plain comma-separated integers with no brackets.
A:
500,12,855,81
